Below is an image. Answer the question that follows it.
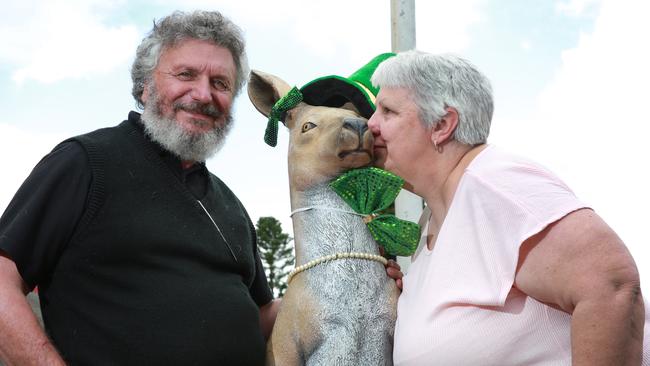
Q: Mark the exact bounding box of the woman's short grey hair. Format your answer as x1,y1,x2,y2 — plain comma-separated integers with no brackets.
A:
131,10,249,109
371,50,493,145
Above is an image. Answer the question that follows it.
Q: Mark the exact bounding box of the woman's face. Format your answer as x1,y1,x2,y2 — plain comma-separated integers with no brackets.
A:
368,86,432,180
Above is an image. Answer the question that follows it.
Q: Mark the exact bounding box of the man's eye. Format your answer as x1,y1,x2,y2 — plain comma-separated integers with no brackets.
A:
302,122,317,132
175,71,194,80
212,79,231,92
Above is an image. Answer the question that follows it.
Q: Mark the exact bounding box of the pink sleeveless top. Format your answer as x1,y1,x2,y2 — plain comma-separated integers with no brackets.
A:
395,145,600,365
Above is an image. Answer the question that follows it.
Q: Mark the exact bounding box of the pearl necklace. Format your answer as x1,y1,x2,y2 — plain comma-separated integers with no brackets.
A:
287,252,388,283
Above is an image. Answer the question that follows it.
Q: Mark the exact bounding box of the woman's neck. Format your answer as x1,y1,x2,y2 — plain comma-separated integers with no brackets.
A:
422,143,487,231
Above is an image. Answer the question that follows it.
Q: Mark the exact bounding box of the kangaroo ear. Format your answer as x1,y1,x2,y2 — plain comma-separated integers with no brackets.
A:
248,70,293,117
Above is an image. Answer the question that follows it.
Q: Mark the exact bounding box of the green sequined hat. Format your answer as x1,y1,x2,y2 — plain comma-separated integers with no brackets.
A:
263,53,396,147
299,52,396,119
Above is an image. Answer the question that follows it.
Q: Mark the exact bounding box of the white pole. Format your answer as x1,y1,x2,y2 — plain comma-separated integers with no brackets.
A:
391,0,416,52
390,0,422,272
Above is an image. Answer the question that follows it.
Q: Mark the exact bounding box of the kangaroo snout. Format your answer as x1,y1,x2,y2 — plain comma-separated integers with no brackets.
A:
342,117,368,135
338,117,373,159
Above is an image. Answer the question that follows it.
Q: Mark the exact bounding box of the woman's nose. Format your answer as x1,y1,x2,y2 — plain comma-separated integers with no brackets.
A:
367,113,380,134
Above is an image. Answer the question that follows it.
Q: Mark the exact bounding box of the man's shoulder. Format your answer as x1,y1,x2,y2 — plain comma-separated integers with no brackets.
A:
67,111,139,140
67,114,140,148
75,121,131,140
206,171,236,196
206,172,249,211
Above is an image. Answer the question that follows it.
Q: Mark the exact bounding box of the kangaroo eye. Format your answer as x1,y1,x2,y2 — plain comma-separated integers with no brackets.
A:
301,122,317,133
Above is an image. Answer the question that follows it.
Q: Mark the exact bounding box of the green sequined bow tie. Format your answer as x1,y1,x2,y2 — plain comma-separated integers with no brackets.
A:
264,86,303,147
329,167,421,256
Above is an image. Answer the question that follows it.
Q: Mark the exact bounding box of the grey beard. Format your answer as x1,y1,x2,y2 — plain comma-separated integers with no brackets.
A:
140,95,233,163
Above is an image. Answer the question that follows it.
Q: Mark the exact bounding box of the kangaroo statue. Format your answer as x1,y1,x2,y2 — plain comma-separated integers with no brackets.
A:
248,68,399,366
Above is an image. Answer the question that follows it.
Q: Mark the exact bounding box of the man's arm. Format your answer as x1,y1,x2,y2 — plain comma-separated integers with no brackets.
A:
259,298,282,340
515,208,644,365
0,253,66,366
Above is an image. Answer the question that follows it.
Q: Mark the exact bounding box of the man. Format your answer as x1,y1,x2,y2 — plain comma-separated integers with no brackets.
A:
0,10,279,365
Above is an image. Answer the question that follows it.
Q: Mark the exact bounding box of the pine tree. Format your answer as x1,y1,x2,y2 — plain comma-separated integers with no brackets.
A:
256,217,294,297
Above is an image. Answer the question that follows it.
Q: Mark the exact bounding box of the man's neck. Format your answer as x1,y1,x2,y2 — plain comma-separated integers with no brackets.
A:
181,161,196,170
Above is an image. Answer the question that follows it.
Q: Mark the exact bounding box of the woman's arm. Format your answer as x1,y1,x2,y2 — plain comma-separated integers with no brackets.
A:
515,208,644,365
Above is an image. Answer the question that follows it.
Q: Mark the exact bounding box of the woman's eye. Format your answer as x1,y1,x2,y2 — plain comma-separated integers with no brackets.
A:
302,122,317,132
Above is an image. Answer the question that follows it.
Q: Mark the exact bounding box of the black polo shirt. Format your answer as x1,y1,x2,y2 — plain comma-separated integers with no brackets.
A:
0,114,251,288
0,112,272,365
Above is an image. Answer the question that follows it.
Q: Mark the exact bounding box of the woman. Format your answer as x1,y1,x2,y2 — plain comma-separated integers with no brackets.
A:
367,50,649,365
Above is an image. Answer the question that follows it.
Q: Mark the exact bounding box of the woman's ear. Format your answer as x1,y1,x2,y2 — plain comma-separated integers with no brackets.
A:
431,107,459,146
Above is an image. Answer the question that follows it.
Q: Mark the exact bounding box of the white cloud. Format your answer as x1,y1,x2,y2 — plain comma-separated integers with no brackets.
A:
534,0,650,197
0,0,139,84
416,0,486,53
0,0,484,85
215,0,483,64
0,124,67,211
228,0,392,64
497,0,650,291
556,0,601,16
154,0,389,59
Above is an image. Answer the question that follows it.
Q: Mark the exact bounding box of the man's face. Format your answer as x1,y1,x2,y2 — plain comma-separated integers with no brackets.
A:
142,38,237,133
140,39,237,162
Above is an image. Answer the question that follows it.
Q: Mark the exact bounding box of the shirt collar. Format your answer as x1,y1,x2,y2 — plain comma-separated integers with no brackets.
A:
127,111,207,173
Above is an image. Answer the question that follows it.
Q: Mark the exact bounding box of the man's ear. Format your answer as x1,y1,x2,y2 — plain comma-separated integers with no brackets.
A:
141,81,150,105
431,107,459,145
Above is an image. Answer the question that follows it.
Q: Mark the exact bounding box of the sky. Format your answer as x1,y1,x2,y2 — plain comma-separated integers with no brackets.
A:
1,0,649,294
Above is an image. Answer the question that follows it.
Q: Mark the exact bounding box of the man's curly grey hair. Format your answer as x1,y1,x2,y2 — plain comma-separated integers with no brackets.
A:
130,10,249,109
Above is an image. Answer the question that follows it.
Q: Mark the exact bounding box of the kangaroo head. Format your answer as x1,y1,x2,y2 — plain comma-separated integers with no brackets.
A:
248,70,373,193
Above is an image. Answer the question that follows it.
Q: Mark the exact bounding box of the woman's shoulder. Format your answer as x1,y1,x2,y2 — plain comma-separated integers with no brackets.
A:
461,144,584,223
466,145,571,193
469,145,552,174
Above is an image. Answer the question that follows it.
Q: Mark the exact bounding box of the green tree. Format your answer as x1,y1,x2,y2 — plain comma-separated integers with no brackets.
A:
256,217,294,297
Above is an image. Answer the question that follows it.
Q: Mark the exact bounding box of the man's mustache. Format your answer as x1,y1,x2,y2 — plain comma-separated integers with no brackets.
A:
173,101,222,119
